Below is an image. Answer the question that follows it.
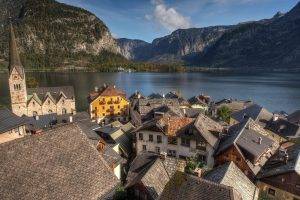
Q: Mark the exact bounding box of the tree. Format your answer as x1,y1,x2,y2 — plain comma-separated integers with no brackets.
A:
185,155,205,174
26,77,39,88
217,106,231,123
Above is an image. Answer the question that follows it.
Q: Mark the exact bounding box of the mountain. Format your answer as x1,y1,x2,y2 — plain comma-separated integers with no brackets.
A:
0,0,121,69
118,2,300,70
117,38,151,60
195,2,300,70
118,26,231,64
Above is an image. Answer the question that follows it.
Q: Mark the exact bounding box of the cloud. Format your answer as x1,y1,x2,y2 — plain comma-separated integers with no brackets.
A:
146,0,192,31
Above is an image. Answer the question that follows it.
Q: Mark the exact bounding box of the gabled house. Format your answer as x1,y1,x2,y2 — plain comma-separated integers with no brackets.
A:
88,84,129,123
134,114,223,167
204,162,259,200
0,123,119,200
188,95,210,111
125,152,183,200
215,118,279,179
257,143,300,200
230,104,273,128
96,121,134,179
0,108,27,144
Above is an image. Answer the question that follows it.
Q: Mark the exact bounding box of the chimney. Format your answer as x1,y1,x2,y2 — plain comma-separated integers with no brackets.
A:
160,152,167,160
137,93,141,99
69,115,73,123
35,115,39,120
273,114,279,122
94,86,99,92
194,168,202,177
258,137,262,144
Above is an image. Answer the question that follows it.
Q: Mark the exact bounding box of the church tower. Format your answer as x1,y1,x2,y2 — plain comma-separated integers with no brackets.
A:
8,24,28,116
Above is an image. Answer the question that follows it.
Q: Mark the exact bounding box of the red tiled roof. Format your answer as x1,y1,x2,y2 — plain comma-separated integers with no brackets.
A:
158,116,194,137
89,85,127,102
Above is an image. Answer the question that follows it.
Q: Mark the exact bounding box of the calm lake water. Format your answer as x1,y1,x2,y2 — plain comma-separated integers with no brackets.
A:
1,72,300,113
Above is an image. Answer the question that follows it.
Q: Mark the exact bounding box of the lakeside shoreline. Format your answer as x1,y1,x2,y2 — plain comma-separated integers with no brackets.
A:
1,67,300,73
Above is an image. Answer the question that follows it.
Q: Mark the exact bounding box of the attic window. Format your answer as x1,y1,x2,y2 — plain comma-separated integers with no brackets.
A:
268,188,275,196
48,100,51,105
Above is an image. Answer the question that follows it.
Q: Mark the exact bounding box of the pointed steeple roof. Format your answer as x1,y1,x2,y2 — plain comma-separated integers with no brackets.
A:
9,23,24,78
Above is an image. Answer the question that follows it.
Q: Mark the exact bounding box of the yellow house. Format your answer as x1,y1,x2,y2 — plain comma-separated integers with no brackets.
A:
88,85,129,122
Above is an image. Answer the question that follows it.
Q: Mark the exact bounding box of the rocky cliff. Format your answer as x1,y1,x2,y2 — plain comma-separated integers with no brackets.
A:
0,0,120,69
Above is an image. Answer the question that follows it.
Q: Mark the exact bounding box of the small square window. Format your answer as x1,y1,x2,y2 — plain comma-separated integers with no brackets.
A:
142,145,147,151
268,188,275,196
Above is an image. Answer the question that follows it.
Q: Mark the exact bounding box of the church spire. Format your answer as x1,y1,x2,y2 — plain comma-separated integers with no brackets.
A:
9,23,24,78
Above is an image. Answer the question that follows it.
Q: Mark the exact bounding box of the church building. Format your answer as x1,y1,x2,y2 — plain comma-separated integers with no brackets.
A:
8,24,76,117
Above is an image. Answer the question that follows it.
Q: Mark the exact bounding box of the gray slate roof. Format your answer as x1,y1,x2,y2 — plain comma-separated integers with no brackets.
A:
258,143,300,178
267,118,300,139
27,86,75,103
0,108,26,134
231,104,273,128
204,162,259,200
288,110,300,125
193,113,223,148
159,172,242,200
126,152,180,191
216,118,279,175
137,98,180,116
0,123,118,200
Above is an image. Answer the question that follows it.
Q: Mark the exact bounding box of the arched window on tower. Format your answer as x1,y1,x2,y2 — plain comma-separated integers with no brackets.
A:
62,108,67,114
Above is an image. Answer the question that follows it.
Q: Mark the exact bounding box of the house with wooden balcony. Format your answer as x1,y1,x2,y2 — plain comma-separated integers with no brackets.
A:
215,118,279,180
133,114,224,168
88,84,129,124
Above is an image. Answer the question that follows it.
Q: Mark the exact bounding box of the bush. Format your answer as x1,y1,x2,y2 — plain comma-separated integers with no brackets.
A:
217,106,231,123
113,186,128,200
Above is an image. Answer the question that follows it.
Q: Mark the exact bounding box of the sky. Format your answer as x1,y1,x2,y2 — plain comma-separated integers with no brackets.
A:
58,0,299,42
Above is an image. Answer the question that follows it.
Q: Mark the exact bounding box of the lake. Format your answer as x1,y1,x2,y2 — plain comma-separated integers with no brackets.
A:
1,72,300,113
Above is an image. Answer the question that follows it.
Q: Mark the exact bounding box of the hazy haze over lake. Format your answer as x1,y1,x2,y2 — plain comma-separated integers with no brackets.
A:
1,72,300,113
